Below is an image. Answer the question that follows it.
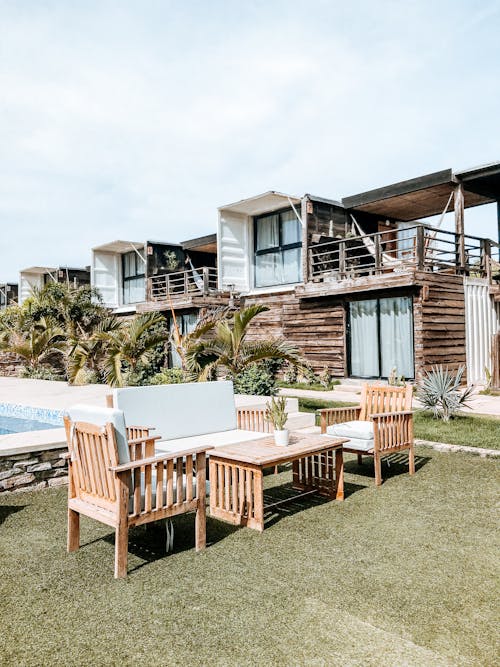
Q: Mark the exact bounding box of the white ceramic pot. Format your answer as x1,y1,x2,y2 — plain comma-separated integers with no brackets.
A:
274,429,289,446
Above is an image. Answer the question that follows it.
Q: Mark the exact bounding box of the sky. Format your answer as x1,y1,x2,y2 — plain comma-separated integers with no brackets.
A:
1,0,499,282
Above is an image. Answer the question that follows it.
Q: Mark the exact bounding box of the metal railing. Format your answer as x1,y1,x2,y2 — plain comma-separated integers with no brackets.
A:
309,225,497,281
148,266,218,301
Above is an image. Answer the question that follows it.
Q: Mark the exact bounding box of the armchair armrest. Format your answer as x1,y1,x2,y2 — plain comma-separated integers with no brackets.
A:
109,444,212,473
371,411,414,452
318,406,361,433
127,435,161,446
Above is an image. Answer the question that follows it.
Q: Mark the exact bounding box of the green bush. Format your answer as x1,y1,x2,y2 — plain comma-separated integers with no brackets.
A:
150,368,188,385
19,366,65,381
232,362,277,396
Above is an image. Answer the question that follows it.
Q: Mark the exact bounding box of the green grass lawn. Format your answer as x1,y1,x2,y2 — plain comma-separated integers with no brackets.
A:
0,449,498,665
277,380,340,391
296,397,500,450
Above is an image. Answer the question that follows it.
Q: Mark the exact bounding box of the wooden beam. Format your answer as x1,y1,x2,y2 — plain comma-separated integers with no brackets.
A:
454,183,465,269
301,197,309,283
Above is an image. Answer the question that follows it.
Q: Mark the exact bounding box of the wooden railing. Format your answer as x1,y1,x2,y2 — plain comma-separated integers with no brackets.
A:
148,266,218,301
309,225,497,281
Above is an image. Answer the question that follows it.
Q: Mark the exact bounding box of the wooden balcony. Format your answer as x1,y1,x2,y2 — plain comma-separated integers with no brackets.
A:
139,266,229,312
298,225,499,299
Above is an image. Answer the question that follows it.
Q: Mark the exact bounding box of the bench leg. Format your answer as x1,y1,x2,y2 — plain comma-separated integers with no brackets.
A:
357,454,363,466
195,500,206,551
195,452,206,551
67,509,80,552
115,476,129,578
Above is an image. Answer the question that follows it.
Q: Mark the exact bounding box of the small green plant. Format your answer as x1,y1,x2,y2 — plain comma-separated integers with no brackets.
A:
388,367,406,387
484,366,492,390
164,250,180,271
265,395,288,430
282,361,298,385
19,366,64,381
297,365,318,386
417,365,473,422
232,362,277,396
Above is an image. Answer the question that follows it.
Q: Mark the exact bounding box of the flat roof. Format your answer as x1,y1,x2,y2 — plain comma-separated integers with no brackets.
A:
20,266,57,275
342,163,500,221
181,233,217,253
219,191,301,216
92,240,145,254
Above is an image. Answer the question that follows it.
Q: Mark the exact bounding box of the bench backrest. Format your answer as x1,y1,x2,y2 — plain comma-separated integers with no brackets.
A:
111,380,237,441
359,384,413,421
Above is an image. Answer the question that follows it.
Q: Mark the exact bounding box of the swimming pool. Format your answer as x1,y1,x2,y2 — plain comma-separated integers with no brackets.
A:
0,403,63,435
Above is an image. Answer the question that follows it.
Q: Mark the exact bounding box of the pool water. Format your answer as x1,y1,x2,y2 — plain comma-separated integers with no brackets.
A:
0,415,58,435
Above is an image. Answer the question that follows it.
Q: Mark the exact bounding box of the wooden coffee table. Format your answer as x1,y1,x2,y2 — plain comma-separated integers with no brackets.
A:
208,433,347,532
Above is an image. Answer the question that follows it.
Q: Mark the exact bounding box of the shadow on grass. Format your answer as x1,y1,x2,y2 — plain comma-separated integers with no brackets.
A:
0,505,26,527
344,452,431,483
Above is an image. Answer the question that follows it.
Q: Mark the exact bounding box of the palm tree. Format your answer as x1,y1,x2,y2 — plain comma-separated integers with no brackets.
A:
0,316,66,371
185,304,304,380
97,312,167,387
66,316,122,385
169,306,230,373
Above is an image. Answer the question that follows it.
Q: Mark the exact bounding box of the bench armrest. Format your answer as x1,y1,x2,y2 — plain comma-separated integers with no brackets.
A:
318,406,362,433
237,407,272,433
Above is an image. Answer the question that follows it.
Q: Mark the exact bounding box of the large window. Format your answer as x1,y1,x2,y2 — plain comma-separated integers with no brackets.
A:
254,209,302,287
349,296,414,379
122,249,145,304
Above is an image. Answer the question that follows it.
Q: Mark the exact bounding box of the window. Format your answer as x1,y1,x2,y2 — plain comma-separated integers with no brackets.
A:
122,249,145,304
254,209,302,287
169,313,197,368
348,296,414,379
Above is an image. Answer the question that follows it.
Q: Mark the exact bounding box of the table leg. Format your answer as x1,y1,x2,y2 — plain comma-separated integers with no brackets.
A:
252,468,264,532
335,448,344,501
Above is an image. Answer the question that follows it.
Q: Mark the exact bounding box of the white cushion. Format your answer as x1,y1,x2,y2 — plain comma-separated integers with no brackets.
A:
155,428,270,455
65,404,130,464
112,380,237,442
327,420,374,440
326,420,374,453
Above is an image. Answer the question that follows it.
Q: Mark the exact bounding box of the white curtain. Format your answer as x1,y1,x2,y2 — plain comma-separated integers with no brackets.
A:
380,297,413,378
350,300,379,377
256,214,279,250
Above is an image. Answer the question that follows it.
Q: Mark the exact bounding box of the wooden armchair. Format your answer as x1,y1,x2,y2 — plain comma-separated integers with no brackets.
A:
64,404,208,578
319,384,414,486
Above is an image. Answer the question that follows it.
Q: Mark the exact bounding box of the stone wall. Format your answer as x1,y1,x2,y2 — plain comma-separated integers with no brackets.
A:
0,352,23,377
0,446,68,493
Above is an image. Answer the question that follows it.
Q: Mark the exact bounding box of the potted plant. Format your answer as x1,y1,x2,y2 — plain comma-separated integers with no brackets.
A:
265,396,289,446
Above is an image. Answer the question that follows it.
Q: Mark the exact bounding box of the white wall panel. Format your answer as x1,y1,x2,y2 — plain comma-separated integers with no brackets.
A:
218,210,250,293
464,278,499,384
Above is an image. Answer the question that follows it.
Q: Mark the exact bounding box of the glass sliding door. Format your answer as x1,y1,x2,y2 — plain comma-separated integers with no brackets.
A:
349,300,379,377
349,296,414,379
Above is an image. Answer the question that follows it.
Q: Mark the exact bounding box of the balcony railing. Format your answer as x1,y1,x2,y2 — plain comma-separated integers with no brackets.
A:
148,266,218,302
309,225,499,281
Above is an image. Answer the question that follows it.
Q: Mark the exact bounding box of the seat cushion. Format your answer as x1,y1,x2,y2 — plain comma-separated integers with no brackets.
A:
326,420,374,452
155,428,270,455
112,380,237,442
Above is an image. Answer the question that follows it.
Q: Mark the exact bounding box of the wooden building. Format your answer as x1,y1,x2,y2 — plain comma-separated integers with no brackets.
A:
19,266,90,305
0,283,18,310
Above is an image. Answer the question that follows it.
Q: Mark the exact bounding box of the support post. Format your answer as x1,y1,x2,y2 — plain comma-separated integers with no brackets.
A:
301,197,309,283
454,183,466,271
202,267,209,295
374,233,382,273
339,241,346,276
416,225,425,270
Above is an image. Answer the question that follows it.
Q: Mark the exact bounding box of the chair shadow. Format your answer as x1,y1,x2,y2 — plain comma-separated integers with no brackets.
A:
343,452,430,482
262,480,365,530
95,513,239,573
0,505,26,527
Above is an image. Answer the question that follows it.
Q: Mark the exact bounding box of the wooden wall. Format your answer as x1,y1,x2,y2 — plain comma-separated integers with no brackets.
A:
242,270,467,381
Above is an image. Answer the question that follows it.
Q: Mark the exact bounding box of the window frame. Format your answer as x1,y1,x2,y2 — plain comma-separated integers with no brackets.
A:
121,249,146,304
253,207,302,288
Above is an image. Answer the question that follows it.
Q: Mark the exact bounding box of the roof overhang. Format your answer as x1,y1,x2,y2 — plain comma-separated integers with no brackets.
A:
219,191,302,216
343,164,499,221
92,240,145,254
20,266,57,275
181,233,217,254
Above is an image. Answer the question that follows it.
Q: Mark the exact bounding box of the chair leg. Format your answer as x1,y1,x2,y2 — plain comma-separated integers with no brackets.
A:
374,453,382,486
195,499,206,552
409,446,415,475
114,521,129,579
357,454,363,466
67,509,80,552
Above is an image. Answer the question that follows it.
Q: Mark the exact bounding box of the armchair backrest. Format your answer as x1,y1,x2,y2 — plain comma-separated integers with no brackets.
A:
64,404,130,508
359,384,413,421
110,380,237,441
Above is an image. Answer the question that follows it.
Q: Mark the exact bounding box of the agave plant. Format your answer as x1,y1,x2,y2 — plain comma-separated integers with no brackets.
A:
417,365,474,422
185,304,304,380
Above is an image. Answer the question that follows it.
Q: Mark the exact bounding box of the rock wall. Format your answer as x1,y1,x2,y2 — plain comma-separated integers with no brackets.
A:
0,352,23,377
0,447,68,493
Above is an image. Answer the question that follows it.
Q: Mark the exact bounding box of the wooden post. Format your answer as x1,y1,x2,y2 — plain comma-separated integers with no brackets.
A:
481,238,491,280
339,241,346,276
301,197,309,283
202,267,209,295
195,452,206,551
416,225,425,270
454,183,466,270
374,233,382,273
114,474,130,578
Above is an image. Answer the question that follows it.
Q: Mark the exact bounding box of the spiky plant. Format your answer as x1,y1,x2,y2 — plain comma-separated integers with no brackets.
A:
265,396,288,430
0,316,66,370
417,365,474,422
66,316,122,385
185,304,304,381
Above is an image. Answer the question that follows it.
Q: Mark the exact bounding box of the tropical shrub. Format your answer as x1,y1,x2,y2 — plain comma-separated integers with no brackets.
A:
150,368,187,385
232,362,277,396
417,365,473,421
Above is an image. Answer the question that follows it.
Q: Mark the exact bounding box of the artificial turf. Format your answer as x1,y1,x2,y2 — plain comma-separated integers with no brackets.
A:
0,449,498,666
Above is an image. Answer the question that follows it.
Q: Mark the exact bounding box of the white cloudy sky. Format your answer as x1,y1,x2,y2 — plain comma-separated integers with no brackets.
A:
1,0,499,281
